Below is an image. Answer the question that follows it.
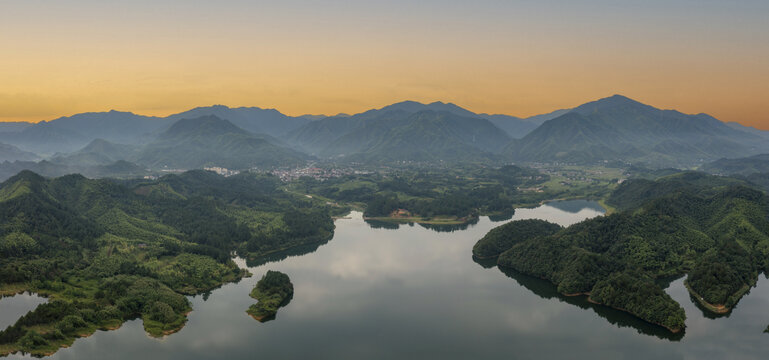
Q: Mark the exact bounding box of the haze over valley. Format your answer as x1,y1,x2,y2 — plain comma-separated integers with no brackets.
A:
3,1,769,359
2,95,769,183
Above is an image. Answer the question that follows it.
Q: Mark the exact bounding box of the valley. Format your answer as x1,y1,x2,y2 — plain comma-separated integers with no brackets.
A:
6,1,769,358
1,96,769,358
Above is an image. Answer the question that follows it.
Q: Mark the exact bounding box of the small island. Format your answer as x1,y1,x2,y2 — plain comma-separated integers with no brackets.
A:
247,271,294,322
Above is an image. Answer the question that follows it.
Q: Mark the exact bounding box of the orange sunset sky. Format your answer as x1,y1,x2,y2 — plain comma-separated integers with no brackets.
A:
1,1,768,129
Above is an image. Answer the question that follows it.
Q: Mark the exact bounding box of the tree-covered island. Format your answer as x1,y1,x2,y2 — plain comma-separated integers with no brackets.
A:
247,270,294,322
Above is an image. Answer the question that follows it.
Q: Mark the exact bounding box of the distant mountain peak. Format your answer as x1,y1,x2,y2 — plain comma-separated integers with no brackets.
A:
375,100,478,118
573,94,653,114
162,105,308,137
608,94,634,100
105,109,136,115
161,115,248,139
83,138,113,148
192,104,288,114
390,100,423,106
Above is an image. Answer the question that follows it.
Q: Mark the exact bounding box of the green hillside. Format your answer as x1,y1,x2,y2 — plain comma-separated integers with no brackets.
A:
0,170,336,356
478,172,769,332
701,154,769,176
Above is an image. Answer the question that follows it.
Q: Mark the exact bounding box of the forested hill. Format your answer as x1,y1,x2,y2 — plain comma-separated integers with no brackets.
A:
133,115,308,169
701,154,769,176
606,171,749,211
477,172,769,333
0,170,335,356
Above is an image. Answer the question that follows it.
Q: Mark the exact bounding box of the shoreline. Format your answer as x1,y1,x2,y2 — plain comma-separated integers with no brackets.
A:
244,232,334,261
497,265,683,334
683,280,742,314
363,215,477,225
585,296,683,334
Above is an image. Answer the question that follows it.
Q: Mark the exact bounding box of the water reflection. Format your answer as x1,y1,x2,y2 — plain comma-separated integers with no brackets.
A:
15,202,769,360
0,292,48,331
363,199,603,232
363,219,401,230
494,265,684,341
510,200,605,227
468,200,687,342
545,199,606,213
471,256,497,269
249,293,294,323
244,239,332,267
417,217,479,232
688,293,733,319
487,210,515,222
363,218,481,232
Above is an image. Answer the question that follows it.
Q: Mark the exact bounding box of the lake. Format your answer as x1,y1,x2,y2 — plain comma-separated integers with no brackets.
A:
0,293,47,331
4,200,769,359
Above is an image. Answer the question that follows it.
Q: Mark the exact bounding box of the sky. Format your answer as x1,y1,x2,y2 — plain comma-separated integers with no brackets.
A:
1,0,768,129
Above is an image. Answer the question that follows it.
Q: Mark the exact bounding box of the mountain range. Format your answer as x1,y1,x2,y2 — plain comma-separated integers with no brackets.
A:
0,115,306,181
0,106,315,155
0,122,33,133
283,100,540,161
0,95,767,173
0,111,167,154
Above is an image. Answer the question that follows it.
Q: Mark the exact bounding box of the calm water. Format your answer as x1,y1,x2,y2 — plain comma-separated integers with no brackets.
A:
0,293,47,330
5,200,769,359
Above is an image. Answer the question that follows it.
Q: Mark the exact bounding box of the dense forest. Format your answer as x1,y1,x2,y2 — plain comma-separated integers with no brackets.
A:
479,172,769,333
472,219,562,259
247,270,294,322
0,170,336,356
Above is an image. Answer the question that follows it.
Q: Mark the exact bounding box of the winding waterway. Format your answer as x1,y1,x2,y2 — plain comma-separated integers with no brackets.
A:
4,200,769,359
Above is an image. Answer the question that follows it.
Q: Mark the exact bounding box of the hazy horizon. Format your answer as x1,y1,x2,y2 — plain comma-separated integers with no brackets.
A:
2,1,768,129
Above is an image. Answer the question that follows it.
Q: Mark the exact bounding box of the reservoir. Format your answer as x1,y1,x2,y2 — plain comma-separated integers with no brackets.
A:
6,200,769,359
